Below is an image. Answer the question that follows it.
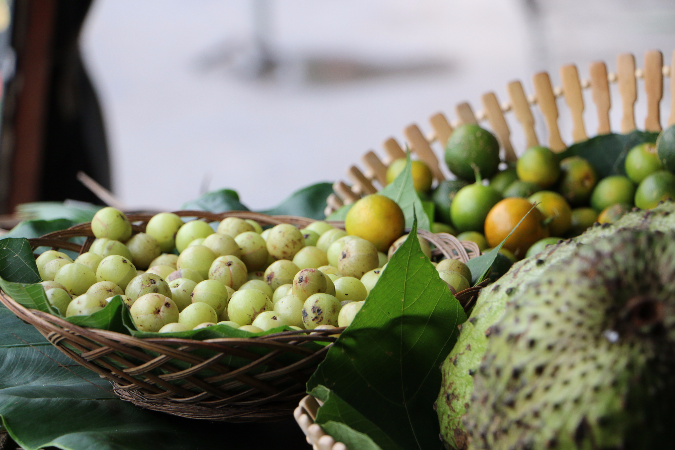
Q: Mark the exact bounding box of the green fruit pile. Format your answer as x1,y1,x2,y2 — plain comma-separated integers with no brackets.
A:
432,123,675,261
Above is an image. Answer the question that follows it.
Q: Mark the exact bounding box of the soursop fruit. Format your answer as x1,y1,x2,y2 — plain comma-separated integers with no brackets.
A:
465,230,675,449
437,202,675,449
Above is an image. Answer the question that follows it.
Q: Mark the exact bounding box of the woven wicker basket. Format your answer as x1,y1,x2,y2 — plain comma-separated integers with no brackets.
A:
301,49,674,449
0,210,481,422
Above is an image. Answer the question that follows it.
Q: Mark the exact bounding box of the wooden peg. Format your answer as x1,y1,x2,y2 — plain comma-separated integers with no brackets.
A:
347,165,377,195
617,53,637,133
589,61,612,134
361,150,388,187
670,50,675,126
481,91,517,162
325,194,343,216
429,112,453,148
533,72,566,152
403,124,446,181
456,102,478,125
560,64,587,142
332,181,359,204
644,50,664,132
382,137,406,163
507,80,539,148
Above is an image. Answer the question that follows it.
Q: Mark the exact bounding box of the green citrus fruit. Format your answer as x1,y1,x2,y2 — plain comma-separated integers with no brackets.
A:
386,158,434,194
557,156,597,205
597,203,632,224
432,222,456,235
625,142,662,184
456,231,489,251
590,175,635,211
516,146,561,188
503,180,542,198
489,167,518,194
656,124,675,172
528,191,572,237
634,170,675,210
444,124,500,181
569,207,598,236
450,183,502,233
431,179,469,225
525,237,562,258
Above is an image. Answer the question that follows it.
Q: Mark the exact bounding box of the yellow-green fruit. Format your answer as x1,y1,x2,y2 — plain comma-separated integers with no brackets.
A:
202,232,242,258
209,255,248,290
316,228,348,253
264,260,300,291
54,263,97,296
191,279,231,316
177,245,217,280
516,146,561,188
91,207,132,241
125,232,161,270
235,231,269,271
146,265,174,281
74,252,103,273
293,246,329,270
301,293,341,330
216,217,254,238
130,294,179,332
387,234,432,260
304,221,334,236
66,294,106,317
338,238,379,279
265,224,305,260
149,254,178,269
45,288,72,315
239,279,274,299
345,194,405,252
178,302,217,330
96,255,137,290
435,259,472,282
175,220,214,253
146,212,184,252
337,300,364,328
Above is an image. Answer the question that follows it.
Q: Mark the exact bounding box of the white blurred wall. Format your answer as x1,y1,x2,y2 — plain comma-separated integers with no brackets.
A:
80,0,675,211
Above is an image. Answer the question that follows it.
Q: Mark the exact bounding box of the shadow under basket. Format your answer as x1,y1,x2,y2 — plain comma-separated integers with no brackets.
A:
0,211,481,422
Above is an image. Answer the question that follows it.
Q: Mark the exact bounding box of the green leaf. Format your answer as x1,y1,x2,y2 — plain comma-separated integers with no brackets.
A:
307,217,466,450
379,154,431,231
421,200,435,227
260,182,334,220
15,201,101,223
4,219,78,240
557,130,659,178
311,386,387,450
181,188,249,212
326,203,353,221
0,239,40,284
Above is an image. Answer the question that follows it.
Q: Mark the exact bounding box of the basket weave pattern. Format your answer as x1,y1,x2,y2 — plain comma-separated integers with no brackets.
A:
0,211,481,421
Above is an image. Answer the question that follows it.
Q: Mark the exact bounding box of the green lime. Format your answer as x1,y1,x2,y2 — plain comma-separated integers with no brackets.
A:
444,124,501,181
657,124,675,172
625,143,662,184
386,158,434,193
456,231,489,251
516,146,561,188
432,222,456,235
450,183,502,232
503,180,542,198
489,167,518,194
525,237,562,258
590,175,635,212
557,156,597,205
598,203,632,224
569,207,598,236
528,191,572,237
431,179,469,225
634,170,675,209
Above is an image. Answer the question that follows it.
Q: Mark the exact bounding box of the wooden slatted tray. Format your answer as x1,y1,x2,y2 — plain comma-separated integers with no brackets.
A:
326,49,674,215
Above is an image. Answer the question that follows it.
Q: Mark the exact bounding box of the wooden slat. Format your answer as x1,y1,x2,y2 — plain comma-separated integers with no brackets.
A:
560,64,587,142
533,72,566,152
361,151,388,187
507,80,539,149
429,112,453,148
456,102,478,125
403,124,446,181
347,166,377,195
332,181,359,204
326,194,343,213
670,50,675,127
617,53,637,133
589,61,612,134
481,92,516,162
382,137,406,163
644,50,663,132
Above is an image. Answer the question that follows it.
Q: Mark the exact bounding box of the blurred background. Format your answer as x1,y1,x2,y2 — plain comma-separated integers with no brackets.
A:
0,0,673,214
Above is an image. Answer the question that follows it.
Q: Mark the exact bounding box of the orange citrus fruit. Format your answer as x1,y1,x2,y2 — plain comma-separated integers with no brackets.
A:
345,194,405,252
484,198,549,258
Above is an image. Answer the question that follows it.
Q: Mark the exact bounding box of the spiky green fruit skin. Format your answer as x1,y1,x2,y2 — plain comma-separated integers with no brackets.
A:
463,230,675,449
437,201,675,449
